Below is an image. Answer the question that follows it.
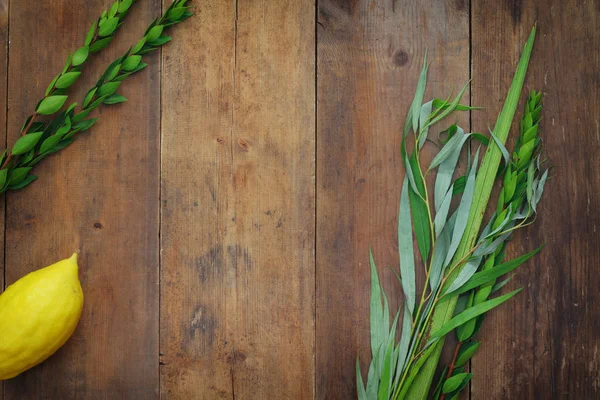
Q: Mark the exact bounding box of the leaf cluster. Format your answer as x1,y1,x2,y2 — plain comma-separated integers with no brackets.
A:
0,0,192,192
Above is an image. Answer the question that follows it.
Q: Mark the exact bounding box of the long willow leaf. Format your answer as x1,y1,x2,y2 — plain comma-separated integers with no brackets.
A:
406,25,537,399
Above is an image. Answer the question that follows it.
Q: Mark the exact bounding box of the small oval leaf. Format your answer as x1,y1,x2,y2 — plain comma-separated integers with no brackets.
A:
55,71,82,89
72,46,90,66
37,95,68,115
12,132,44,155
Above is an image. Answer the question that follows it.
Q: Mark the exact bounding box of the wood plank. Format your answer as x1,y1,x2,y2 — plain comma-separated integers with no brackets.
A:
0,0,6,399
316,0,470,397
3,0,161,397
471,0,600,398
160,0,315,398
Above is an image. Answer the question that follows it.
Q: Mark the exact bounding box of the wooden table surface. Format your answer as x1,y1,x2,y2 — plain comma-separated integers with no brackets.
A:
1,0,598,399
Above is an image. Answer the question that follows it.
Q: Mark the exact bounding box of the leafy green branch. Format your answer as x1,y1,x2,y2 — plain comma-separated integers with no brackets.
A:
357,25,546,400
0,0,192,192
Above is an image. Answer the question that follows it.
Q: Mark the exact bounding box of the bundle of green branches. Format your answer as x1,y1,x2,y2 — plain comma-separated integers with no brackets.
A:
0,0,192,192
357,26,548,400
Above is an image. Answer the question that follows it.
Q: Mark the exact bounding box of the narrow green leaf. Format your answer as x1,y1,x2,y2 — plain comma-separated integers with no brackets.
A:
356,357,368,400
417,100,433,148
431,289,522,341
12,132,43,155
411,52,429,133
83,88,98,108
398,178,416,313
434,183,453,238
37,95,68,115
444,148,480,267
409,152,431,262
433,129,468,211
490,128,510,167
455,341,480,367
443,245,541,300
72,46,90,66
55,71,81,89
369,250,385,359
428,81,470,127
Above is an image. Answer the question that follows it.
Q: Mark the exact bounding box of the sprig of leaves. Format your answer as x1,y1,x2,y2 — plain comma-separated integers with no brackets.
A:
17,0,138,139
433,90,547,400
357,25,545,400
0,0,192,192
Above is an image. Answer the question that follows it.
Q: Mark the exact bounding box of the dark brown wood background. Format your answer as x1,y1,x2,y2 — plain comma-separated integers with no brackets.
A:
0,0,598,398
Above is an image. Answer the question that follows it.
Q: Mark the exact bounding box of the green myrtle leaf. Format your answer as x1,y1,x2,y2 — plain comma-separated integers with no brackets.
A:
73,118,99,133
8,173,37,190
104,63,122,82
455,341,481,367
122,55,142,71
90,36,113,52
72,110,90,123
88,95,109,110
37,95,68,115
46,138,75,154
55,71,82,89
118,0,133,13
146,25,164,42
40,134,63,153
148,35,172,46
108,1,119,17
98,17,119,37
98,81,121,96
167,6,186,20
83,88,98,108
45,74,61,96
8,167,32,186
0,169,8,188
85,20,98,46
12,132,44,155
62,53,72,74
72,46,90,66
132,37,146,54
442,373,472,394
104,94,127,105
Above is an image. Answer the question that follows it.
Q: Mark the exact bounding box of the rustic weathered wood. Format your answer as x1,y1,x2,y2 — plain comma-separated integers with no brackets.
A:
3,0,161,398
316,0,469,398
471,0,600,398
0,0,6,399
160,0,315,398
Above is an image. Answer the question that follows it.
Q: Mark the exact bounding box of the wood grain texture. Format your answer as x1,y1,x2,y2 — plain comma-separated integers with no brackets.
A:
160,0,315,398
0,0,6,399
471,0,600,398
316,0,469,398
3,0,161,398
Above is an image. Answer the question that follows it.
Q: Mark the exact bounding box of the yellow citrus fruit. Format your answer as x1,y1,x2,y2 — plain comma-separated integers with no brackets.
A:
0,253,83,380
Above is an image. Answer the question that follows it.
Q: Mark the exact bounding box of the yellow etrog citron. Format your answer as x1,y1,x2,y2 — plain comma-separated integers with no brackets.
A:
0,253,83,380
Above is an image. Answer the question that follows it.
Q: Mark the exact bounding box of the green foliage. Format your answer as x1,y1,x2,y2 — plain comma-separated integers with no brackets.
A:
359,26,547,400
0,0,192,193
